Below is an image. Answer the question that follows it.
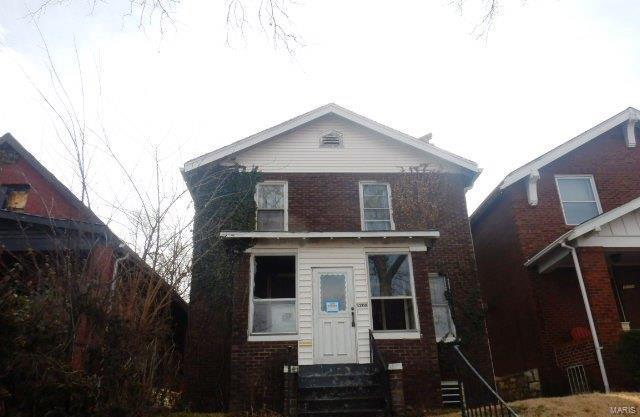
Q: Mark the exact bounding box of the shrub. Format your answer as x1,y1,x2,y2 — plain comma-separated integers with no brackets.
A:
619,329,640,387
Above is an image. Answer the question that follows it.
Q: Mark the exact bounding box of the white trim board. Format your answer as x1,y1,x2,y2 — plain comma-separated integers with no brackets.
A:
182,103,480,176
220,230,440,239
471,107,640,223
500,107,640,190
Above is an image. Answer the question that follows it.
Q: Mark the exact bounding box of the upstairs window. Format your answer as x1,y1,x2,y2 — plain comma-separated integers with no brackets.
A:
360,182,394,231
429,275,456,342
368,254,417,331
251,255,297,334
256,181,287,231
555,176,602,225
0,184,30,212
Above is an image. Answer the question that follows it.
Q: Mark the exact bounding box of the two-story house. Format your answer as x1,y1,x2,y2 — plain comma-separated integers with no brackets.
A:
471,107,640,400
182,104,494,415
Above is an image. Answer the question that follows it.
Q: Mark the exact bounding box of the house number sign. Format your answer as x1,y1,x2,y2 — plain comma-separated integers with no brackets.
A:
356,302,368,308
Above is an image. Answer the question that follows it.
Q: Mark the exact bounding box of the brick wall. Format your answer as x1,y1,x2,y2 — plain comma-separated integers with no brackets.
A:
218,171,493,412
0,151,91,221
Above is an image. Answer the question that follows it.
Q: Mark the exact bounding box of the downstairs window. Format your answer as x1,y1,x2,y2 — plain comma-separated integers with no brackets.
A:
368,254,418,331
251,255,296,334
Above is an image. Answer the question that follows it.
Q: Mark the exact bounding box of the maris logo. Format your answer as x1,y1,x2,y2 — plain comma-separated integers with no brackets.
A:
609,406,637,415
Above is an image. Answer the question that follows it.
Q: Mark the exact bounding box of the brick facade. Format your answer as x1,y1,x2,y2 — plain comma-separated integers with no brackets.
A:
189,170,493,412
472,122,640,398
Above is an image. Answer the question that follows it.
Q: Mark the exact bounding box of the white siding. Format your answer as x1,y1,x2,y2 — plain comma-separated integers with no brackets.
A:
598,209,640,237
230,114,461,173
577,208,640,247
249,240,420,365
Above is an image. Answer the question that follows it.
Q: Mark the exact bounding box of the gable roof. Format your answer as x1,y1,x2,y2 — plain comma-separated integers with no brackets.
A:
525,195,640,269
0,132,101,224
471,107,640,223
182,103,481,179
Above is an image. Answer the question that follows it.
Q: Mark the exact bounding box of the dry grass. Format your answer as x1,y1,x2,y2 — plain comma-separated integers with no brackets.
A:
510,392,640,417
426,392,640,417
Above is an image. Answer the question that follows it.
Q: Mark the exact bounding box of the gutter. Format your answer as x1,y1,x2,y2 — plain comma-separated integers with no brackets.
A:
560,242,610,393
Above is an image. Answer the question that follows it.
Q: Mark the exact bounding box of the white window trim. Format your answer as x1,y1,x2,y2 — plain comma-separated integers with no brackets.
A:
247,252,298,341
359,181,395,232
366,251,420,338
429,274,457,343
255,181,288,232
554,175,603,226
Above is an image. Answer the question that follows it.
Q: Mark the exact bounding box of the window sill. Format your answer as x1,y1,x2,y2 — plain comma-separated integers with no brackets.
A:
248,334,299,342
372,331,421,340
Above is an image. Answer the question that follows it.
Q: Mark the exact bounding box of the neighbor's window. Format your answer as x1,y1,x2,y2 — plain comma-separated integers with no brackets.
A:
256,182,287,231
1,184,30,212
251,256,296,334
555,176,601,225
368,254,417,331
360,182,394,231
429,275,456,342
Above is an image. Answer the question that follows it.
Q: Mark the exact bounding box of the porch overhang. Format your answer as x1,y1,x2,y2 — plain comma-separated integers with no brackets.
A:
525,196,640,273
220,230,440,240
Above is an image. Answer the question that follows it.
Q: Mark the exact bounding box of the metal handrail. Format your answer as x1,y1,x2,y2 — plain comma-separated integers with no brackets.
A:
369,330,392,417
453,344,518,417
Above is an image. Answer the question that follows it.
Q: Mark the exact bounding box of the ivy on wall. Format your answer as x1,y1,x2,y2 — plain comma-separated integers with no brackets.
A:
183,164,261,411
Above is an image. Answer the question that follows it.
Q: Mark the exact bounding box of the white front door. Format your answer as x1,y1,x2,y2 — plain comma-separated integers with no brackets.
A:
313,268,357,364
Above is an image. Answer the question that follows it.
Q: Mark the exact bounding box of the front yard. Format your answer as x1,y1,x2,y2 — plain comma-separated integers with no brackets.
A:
165,392,640,417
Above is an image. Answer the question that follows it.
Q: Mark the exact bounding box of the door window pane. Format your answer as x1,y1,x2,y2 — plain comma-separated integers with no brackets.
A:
320,273,346,312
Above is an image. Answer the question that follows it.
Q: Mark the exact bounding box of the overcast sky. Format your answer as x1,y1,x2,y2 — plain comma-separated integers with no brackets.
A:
1,0,639,238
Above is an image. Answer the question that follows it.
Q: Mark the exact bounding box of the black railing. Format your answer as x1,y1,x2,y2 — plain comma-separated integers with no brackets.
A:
452,344,518,417
369,330,392,417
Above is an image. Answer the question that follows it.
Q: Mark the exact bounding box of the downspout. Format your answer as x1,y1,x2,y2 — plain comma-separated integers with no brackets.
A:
561,242,610,393
109,245,130,309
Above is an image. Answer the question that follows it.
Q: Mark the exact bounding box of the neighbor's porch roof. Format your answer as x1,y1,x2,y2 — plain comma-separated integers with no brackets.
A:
525,196,640,273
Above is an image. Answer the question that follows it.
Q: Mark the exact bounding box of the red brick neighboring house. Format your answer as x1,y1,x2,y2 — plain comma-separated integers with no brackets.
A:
182,104,495,415
471,107,640,400
0,132,188,371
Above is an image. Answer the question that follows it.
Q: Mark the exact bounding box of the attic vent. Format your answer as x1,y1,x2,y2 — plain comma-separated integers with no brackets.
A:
320,131,343,148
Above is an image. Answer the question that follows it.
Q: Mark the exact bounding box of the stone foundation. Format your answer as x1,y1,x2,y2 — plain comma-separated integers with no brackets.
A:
495,368,541,401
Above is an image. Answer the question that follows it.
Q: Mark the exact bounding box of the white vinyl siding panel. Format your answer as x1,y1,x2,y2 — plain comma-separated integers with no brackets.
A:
231,115,462,173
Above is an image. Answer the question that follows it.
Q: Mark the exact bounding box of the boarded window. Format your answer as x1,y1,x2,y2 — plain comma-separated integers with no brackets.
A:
252,256,296,334
1,184,30,211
